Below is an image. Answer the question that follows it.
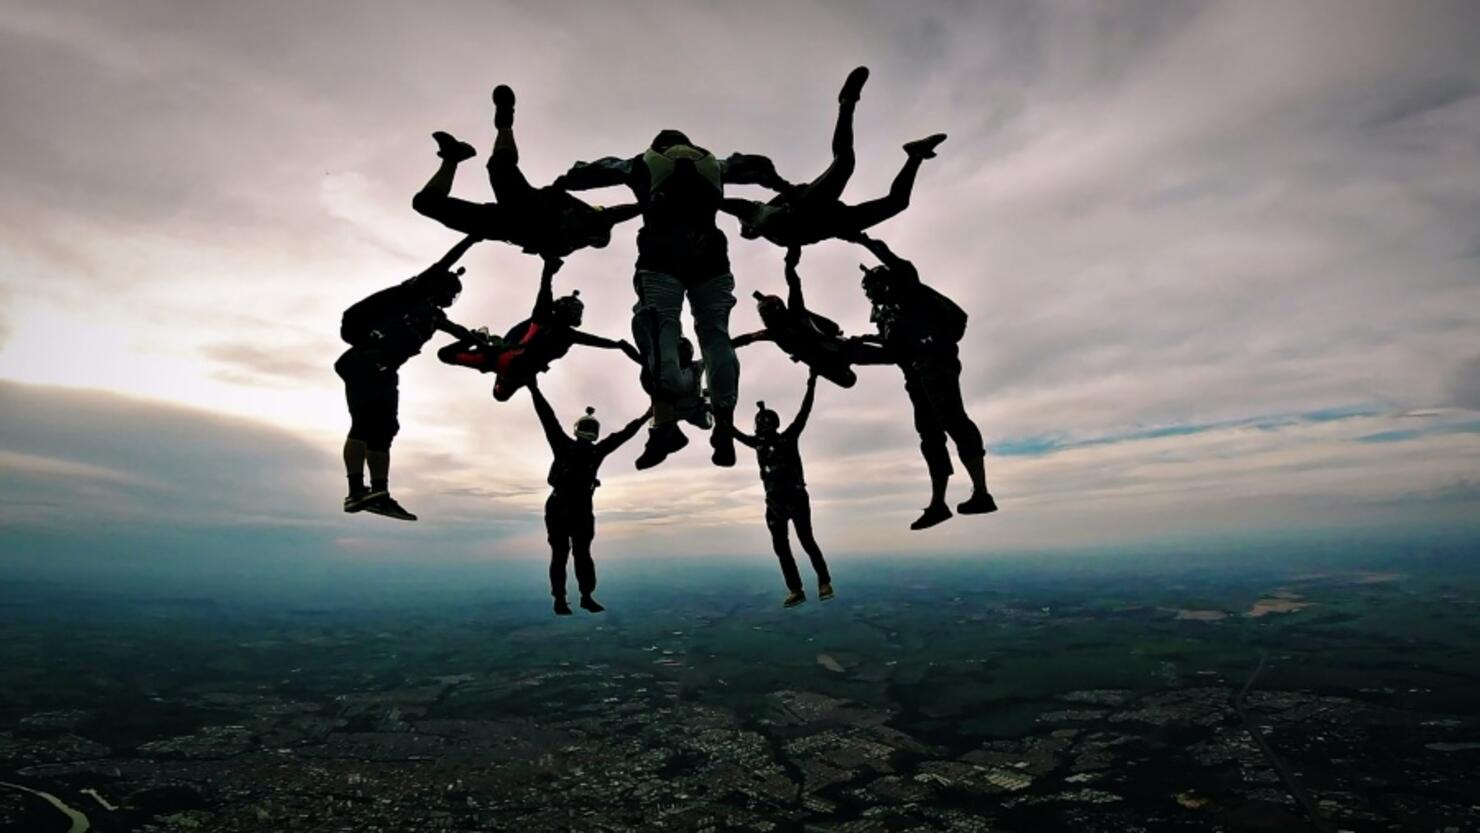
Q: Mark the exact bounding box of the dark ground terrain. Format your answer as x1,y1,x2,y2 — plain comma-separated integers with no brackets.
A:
2,542,1478,832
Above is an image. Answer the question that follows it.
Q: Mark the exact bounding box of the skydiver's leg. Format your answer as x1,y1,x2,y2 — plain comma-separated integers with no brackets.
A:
487,85,537,206
688,272,740,467
546,496,573,614
572,515,602,612
920,357,995,513
633,273,691,470
336,351,371,508
790,67,868,212
790,491,831,586
633,272,688,405
905,371,953,530
412,132,499,236
767,504,805,596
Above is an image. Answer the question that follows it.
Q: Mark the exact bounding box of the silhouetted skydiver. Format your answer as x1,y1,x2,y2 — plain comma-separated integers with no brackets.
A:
336,235,482,521
719,66,947,248
637,334,714,438
411,85,642,259
437,256,641,401
526,379,650,616
733,371,833,608
848,234,997,530
552,131,792,470
731,246,888,388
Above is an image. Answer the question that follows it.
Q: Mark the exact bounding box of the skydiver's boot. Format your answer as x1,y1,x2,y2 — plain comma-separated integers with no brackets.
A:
635,418,688,471
363,491,418,522
818,582,835,601
431,130,477,163
492,84,515,130
579,594,605,613
903,133,948,160
910,503,952,531
957,454,997,515
553,597,573,616
783,589,807,608
839,66,869,104
710,406,737,468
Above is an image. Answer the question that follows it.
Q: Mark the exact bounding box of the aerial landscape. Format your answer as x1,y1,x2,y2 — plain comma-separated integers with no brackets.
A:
4,542,1477,832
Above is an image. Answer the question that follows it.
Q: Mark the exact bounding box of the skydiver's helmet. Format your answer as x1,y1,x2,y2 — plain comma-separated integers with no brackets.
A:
752,290,786,328
419,266,465,308
754,400,780,436
859,264,893,304
678,336,695,366
650,129,694,153
553,290,584,327
574,406,600,442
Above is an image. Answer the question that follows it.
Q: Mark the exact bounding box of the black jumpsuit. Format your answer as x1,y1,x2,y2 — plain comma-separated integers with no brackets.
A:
528,386,647,600
734,379,831,592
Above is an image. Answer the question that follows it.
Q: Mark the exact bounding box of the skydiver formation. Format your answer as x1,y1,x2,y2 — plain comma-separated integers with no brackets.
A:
335,67,998,611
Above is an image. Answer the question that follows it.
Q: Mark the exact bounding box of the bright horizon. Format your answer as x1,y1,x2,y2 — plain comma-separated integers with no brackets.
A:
2,1,1479,581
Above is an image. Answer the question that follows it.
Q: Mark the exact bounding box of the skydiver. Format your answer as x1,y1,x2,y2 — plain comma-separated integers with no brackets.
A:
526,379,651,615
411,84,642,258
849,233,997,530
552,130,792,470
437,256,642,401
632,334,713,465
730,246,888,389
336,235,482,521
719,66,946,248
733,371,833,608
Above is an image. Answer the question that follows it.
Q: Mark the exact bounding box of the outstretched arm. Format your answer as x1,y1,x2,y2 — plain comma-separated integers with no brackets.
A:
422,234,480,277
720,153,793,193
784,247,805,312
525,381,568,451
570,330,642,363
731,424,758,448
854,233,919,282
731,330,772,349
552,156,637,192
531,256,562,321
598,406,653,456
787,371,819,436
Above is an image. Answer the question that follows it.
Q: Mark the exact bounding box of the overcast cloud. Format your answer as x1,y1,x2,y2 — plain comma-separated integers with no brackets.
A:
1,1,1477,577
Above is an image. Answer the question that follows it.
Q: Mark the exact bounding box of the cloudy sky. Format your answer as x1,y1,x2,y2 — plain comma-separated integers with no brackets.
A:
1,0,1477,583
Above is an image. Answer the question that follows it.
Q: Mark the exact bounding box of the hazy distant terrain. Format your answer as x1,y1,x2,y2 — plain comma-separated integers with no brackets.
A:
2,543,1478,832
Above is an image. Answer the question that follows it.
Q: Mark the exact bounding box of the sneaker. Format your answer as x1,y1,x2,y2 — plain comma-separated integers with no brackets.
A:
818,583,835,601
492,84,516,129
553,598,573,616
363,492,418,522
903,133,948,160
909,502,952,531
579,595,605,613
343,491,373,513
957,491,999,516
783,590,807,608
635,423,688,470
710,427,736,468
839,66,870,104
431,130,476,163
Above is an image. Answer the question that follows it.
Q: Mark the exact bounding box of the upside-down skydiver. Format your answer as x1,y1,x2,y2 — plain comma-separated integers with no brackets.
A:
733,371,833,607
526,379,650,615
437,256,641,401
411,84,642,258
730,246,888,388
719,66,946,248
848,234,997,530
336,235,482,521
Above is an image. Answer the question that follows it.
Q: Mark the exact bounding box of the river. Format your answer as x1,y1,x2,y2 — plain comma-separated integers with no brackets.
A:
0,780,91,833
